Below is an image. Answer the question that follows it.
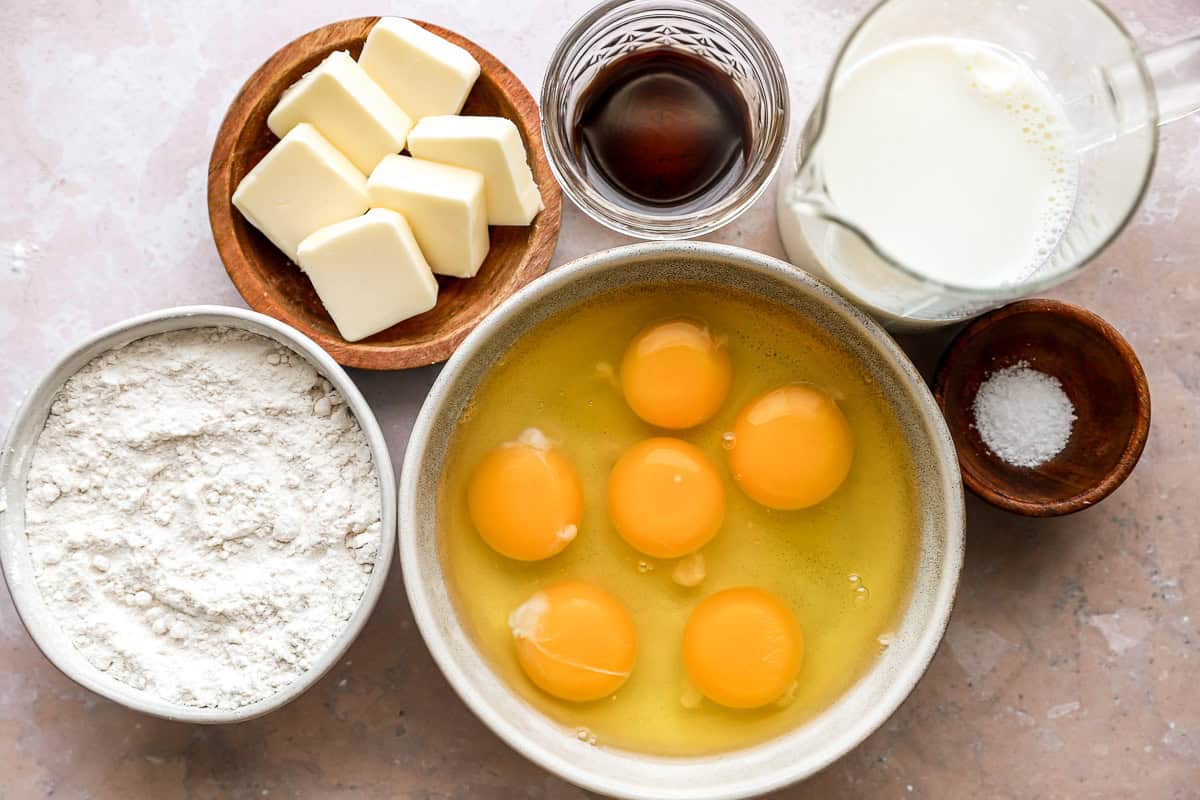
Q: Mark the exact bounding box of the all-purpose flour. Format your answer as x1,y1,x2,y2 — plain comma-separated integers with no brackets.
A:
24,327,381,709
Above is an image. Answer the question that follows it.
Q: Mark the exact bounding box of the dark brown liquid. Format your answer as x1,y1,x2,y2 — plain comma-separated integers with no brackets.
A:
572,49,752,212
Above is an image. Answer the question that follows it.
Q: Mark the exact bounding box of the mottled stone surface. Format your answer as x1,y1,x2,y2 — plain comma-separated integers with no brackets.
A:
2,1,1199,798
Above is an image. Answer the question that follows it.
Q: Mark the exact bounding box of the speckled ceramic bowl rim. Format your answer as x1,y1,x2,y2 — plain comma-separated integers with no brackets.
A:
400,242,965,800
0,305,396,724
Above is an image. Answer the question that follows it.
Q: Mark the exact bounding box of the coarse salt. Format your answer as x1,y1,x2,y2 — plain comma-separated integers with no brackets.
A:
972,361,1075,468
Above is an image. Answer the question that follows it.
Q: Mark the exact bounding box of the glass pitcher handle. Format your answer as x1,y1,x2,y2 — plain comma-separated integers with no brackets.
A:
1145,35,1200,125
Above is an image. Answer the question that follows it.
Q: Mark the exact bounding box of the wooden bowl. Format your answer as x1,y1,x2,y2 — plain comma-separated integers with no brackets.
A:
932,299,1150,516
207,17,562,369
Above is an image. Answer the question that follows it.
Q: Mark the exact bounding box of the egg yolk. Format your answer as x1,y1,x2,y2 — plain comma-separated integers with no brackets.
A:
467,429,583,561
509,580,637,702
728,385,854,510
682,586,803,709
608,437,725,558
619,319,731,429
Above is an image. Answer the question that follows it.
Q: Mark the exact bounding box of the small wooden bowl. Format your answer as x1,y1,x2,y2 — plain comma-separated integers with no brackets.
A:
207,18,562,369
932,299,1150,516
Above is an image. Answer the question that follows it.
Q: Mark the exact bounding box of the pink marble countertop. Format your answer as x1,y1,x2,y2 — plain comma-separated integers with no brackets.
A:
2,1,1199,797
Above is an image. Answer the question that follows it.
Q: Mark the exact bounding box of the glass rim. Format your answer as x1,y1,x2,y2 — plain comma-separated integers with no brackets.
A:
792,0,1162,301
540,0,791,240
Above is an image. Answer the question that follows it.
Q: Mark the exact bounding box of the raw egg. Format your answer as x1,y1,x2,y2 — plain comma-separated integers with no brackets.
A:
728,385,854,509
620,319,731,429
608,437,725,558
467,429,583,561
509,580,637,702
682,586,803,709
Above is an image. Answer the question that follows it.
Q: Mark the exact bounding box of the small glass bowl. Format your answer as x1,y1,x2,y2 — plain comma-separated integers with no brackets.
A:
541,0,789,240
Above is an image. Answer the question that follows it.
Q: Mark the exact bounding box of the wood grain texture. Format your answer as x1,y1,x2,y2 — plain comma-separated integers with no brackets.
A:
932,299,1151,517
207,17,562,369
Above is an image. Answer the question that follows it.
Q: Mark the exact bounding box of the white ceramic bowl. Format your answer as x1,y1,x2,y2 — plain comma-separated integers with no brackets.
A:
0,305,396,724
401,242,965,799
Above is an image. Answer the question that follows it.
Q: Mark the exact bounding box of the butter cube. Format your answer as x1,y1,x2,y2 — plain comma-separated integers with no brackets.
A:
232,123,369,262
268,50,412,174
407,116,543,226
358,17,480,120
368,155,489,278
297,209,438,342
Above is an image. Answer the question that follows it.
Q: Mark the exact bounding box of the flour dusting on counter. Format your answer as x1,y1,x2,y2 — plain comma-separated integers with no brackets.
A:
24,328,381,709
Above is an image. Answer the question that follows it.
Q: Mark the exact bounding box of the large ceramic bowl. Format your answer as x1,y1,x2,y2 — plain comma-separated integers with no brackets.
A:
400,242,964,799
0,306,396,724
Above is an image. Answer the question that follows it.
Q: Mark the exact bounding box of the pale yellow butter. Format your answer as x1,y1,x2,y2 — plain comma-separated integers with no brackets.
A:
297,208,438,342
232,123,369,263
267,50,412,174
358,17,480,120
368,155,489,278
407,116,543,226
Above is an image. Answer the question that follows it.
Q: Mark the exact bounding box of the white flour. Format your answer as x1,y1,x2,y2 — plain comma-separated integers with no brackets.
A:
24,327,381,709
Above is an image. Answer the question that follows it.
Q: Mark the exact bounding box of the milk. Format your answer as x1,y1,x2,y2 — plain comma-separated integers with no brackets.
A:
779,37,1079,323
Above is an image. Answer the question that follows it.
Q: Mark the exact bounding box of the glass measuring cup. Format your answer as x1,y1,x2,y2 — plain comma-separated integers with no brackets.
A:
776,0,1200,331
